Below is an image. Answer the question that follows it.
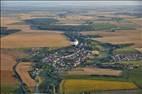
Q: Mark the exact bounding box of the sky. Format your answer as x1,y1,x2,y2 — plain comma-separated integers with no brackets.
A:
2,1,142,6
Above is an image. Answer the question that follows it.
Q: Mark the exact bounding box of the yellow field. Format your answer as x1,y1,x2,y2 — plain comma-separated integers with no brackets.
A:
1,32,70,48
60,80,137,94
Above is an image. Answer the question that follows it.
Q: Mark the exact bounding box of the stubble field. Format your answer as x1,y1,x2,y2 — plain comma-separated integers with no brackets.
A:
1,31,70,48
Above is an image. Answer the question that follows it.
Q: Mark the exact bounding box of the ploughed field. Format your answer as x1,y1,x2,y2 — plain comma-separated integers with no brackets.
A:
0,49,26,94
1,32,70,48
60,80,137,94
16,62,36,92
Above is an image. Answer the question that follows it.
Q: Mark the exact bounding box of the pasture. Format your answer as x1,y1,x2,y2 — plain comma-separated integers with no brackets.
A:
60,79,137,94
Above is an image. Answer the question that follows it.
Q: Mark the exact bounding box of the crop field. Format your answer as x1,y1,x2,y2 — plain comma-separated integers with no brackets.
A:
81,30,142,48
16,62,36,92
135,48,142,52
118,60,142,67
1,17,20,27
125,67,142,88
1,31,70,48
127,18,142,27
0,49,25,84
113,47,139,54
0,49,26,94
64,67,122,77
60,79,137,94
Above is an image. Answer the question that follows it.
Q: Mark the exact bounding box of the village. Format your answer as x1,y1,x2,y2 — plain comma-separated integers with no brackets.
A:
30,32,142,77
31,38,92,72
111,53,142,62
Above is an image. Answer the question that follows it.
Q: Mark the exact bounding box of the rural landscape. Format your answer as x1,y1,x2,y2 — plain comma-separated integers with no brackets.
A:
1,1,142,94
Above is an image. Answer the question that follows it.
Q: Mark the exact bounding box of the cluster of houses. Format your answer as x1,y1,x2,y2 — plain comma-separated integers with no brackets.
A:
41,45,91,72
111,53,142,62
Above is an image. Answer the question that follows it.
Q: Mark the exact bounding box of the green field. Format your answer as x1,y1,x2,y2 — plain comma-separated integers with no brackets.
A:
125,68,142,88
113,47,139,54
0,85,18,94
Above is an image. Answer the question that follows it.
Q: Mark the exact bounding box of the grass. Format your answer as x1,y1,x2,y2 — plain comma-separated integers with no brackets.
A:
111,17,125,22
63,75,127,81
113,47,139,54
126,68,142,88
0,85,18,94
91,23,117,31
60,79,137,94
117,60,142,67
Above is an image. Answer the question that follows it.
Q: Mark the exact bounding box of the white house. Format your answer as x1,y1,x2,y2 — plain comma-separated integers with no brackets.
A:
71,39,79,46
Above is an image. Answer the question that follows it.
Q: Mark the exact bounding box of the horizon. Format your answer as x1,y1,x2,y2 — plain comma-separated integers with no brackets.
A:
2,1,142,6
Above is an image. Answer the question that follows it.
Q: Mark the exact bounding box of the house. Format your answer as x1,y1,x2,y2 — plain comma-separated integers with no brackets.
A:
71,39,79,46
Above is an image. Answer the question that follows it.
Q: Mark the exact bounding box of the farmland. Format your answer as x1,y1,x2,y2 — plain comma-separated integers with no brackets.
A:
1,1,142,94
64,67,122,77
0,49,26,94
1,32,70,48
16,62,36,92
60,79,137,94
81,30,142,49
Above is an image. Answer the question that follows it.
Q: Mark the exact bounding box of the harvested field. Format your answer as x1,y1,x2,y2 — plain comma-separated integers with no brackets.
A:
16,62,36,92
0,17,20,27
0,70,16,85
0,52,16,71
127,18,142,27
81,30,142,48
135,48,142,52
1,31,70,48
65,67,122,77
60,80,137,94
0,49,26,85
0,49,26,94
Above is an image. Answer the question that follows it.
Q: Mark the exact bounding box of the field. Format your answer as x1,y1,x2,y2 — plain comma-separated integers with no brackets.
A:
1,16,70,48
125,67,142,88
60,79,137,94
1,3,142,94
127,18,142,27
0,49,26,94
113,47,139,54
1,31,70,48
64,67,122,77
16,62,36,92
81,30,142,49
